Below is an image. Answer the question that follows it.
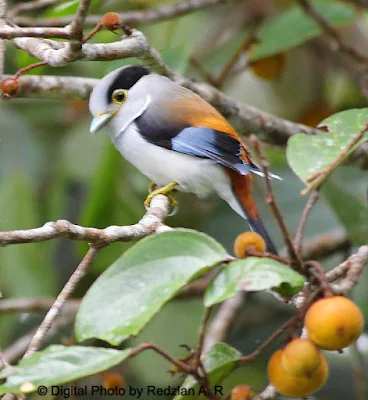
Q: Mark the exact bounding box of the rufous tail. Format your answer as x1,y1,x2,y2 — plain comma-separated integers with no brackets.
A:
229,170,278,255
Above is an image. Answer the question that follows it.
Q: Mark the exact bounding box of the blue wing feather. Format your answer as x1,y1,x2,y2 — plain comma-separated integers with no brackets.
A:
171,127,251,175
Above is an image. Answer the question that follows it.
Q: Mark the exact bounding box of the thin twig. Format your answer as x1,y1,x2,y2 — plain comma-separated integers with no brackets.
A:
246,249,292,265
82,22,102,43
239,313,300,366
296,0,368,65
129,342,217,399
250,135,304,270
128,342,192,373
194,307,213,368
13,61,47,79
24,246,99,357
294,190,320,254
304,260,333,297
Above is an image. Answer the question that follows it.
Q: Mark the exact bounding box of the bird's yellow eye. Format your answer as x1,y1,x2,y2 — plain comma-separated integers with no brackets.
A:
112,89,127,105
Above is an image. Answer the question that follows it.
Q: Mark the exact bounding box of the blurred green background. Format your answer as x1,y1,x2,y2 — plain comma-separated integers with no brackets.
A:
0,0,367,399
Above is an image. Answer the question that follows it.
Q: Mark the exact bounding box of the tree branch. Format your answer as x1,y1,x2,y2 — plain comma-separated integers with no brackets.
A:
330,245,368,294
0,25,70,39
67,0,91,57
0,194,170,247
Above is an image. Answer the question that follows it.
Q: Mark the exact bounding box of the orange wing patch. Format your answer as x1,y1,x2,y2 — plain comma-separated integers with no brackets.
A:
165,91,254,166
166,95,238,139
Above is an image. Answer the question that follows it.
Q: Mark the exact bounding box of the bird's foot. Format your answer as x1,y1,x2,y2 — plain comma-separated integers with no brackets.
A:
144,182,179,212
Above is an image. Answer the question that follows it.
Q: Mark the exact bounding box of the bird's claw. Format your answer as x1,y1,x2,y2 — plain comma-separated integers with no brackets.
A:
144,182,179,213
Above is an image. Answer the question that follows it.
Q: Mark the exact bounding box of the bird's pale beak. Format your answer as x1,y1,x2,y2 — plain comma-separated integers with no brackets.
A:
89,110,118,134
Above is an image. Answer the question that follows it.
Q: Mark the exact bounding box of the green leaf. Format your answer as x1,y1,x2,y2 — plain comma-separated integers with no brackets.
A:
287,108,368,183
75,229,227,345
173,343,241,400
322,180,368,246
0,346,131,394
204,257,305,306
250,0,357,61
45,0,79,17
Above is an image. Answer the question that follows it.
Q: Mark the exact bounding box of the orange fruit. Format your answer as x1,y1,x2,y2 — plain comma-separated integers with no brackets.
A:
101,12,121,31
230,384,252,400
234,232,266,258
268,349,328,397
281,338,321,377
249,53,287,80
305,296,364,350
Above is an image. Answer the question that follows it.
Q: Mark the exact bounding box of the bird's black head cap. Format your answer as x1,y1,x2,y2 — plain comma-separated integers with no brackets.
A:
106,65,150,103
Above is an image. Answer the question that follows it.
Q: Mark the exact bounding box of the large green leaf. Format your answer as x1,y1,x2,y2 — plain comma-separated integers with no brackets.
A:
287,108,368,183
322,180,368,246
174,343,241,400
250,0,357,61
204,257,304,307
75,230,227,344
0,346,131,394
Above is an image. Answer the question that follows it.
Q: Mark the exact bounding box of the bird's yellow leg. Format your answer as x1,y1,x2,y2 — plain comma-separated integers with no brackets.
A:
144,182,179,208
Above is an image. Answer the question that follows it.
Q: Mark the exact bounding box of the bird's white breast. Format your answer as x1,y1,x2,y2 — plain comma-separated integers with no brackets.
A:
110,123,246,218
111,124,221,196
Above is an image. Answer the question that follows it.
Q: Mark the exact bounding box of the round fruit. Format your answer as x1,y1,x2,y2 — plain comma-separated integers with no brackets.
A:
230,384,252,400
249,52,287,80
305,296,364,350
1,77,19,99
101,12,121,31
268,349,328,398
103,372,125,390
281,338,321,377
234,232,266,258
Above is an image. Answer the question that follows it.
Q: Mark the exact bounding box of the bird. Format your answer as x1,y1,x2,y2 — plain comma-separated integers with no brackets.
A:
89,64,280,254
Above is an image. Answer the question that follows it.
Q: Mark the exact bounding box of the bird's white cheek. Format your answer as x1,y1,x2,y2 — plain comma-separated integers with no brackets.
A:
111,95,151,140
